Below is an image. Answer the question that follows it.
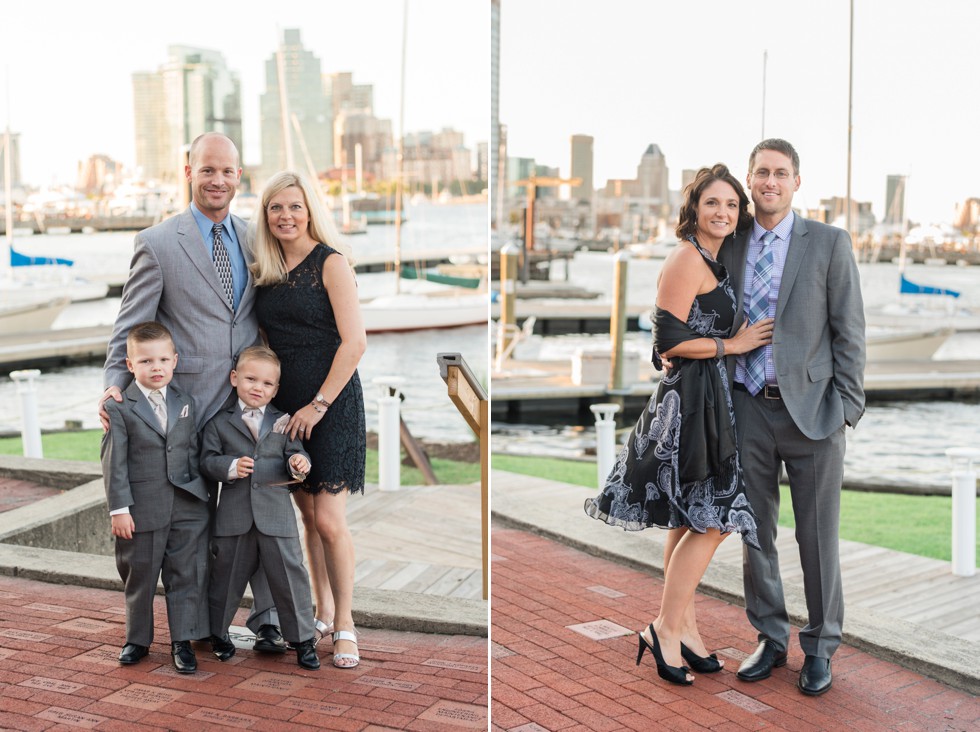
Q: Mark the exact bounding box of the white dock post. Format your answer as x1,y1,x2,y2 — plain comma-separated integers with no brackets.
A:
10,369,43,458
374,377,406,492
590,403,621,488
497,243,519,365
944,447,979,577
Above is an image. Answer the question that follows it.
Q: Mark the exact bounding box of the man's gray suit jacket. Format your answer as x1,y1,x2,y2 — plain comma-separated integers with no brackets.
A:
719,215,867,439
104,208,259,430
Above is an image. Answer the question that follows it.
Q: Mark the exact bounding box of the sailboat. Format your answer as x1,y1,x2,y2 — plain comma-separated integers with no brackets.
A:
357,1,486,333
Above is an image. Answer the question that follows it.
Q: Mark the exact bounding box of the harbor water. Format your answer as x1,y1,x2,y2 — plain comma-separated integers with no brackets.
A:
0,201,488,445
493,250,980,491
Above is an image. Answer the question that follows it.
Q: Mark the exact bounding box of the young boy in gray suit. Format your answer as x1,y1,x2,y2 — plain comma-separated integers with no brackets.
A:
200,346,320,670
101,321,210,674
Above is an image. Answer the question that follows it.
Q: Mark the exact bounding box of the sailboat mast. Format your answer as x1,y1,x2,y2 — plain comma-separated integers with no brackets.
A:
760,50,767,140
394,0,408,296
3,127,12,278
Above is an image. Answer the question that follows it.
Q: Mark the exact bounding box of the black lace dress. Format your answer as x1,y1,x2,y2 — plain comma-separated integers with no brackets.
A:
256,243,366,494
584,238,759,547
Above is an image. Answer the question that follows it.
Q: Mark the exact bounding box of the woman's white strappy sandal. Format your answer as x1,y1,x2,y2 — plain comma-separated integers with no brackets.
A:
332,628,359,669
313,618,334,648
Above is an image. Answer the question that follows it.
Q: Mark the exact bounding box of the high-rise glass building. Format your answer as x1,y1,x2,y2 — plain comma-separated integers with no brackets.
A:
133,46,242,183
259,29,332,186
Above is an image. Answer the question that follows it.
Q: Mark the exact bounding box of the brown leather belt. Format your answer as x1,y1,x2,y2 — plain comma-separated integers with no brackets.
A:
734,382,782,400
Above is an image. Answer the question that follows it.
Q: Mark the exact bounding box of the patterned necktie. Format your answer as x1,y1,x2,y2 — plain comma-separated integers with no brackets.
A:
212,223,234,308
744,230,777,396
242,407,261,441
147,390,168,431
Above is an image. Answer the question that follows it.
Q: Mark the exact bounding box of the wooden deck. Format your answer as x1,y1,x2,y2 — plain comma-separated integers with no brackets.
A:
342,481,483,600
491,470,980,644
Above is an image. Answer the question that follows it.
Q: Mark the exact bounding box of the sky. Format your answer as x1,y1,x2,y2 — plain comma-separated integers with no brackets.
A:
0,0,488,186
499,0,980,226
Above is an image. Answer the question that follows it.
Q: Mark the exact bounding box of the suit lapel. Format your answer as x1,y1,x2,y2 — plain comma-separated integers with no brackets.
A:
176,208,232,310
233,214,256,314
258,406,282,441
775,216,810,321
127,383,166,438
229,405,255,442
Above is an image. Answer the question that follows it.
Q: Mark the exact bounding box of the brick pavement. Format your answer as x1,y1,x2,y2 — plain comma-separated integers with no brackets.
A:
0,477,61,514
491,526,980,732
0,574,488,731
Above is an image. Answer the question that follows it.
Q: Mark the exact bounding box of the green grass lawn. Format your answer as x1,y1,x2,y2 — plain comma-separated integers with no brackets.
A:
493,453,980,563
0,431,481,487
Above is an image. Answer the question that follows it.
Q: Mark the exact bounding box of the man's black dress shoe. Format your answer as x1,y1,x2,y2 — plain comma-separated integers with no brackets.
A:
798,655,832,696
118,643,148,665
293,638,320,670
171,640,197,674
209,634,236,661
736,640,788,681
253,624,288,653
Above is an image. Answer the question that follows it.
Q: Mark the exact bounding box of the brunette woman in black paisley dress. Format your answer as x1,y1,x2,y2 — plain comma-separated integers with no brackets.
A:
252,171,366,669
585,165,772,686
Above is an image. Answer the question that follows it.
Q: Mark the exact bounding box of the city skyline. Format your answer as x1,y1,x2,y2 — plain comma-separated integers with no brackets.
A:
499,0,980,226
0,0,487,186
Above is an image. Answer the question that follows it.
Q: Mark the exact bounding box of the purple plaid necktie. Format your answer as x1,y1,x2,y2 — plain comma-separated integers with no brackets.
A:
745,230,776,395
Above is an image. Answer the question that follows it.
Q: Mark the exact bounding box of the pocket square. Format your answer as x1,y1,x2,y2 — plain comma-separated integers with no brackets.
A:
179,404,189,418
272,414,290,434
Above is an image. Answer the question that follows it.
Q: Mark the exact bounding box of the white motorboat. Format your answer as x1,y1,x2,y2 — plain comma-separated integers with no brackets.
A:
0,297,71,334
360,289,487,333
866,326,953,362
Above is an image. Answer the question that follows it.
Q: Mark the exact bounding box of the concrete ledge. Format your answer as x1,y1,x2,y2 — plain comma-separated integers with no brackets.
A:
0,543,486,637
0,454,103,490
0,479,112,555
492,470,980,696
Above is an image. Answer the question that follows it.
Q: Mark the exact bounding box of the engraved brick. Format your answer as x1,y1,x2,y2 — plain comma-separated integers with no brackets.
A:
19,676,85,694
358,642,407,654
24,602,73,614
102,606,128,615
565,619,633,640
417,700,487,729
0,648,15,661
152,664,215,681
0,628,51,641
718,646,748,661
234,671,311,695
54,618,116,634
586,585,626,598
280,698,349,716
188,707,259,728
354,676,421,692
0,590,22,599
36,707,107,729
490,642,515,659
716,690,774,713
102,683,184,710
490,554,507,561
422,659,485,673
75,646,122,666
510,725,550,732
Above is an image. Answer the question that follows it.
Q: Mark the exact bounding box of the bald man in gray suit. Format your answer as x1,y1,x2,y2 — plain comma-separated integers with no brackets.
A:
101,132,285,654
719,139,866,697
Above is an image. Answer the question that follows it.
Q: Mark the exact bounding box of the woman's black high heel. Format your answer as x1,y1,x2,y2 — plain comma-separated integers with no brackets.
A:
680,643,723,673
636,624,693,685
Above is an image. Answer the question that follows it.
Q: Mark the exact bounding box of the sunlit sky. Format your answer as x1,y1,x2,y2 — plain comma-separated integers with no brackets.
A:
1,0,487,186
500,0,980,226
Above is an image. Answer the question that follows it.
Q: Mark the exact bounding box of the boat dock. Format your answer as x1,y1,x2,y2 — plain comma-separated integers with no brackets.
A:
0,326,113,372
492,357,980,420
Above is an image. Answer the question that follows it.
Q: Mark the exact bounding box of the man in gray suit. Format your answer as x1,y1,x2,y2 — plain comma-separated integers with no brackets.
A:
719,139,866,696
100,132,286,653
102,322,210,673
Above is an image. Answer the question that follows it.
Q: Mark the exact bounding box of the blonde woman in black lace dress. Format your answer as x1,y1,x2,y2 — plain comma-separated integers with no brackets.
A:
250,171,366,669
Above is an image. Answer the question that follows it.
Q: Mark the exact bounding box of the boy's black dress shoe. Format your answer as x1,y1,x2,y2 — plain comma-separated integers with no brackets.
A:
798,655,832,695
736,640,788,681
209,634,236,661
118,643,148,665
253,624,288,653
171,640,197,674
293,638,320,670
